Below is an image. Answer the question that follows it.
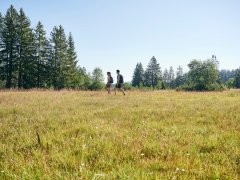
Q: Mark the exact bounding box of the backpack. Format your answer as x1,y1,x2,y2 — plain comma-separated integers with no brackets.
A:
110,76,113,83
119,74,124,83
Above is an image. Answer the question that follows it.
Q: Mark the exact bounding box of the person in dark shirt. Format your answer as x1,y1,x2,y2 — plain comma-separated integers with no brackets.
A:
115,70,126,95
106,72,113,94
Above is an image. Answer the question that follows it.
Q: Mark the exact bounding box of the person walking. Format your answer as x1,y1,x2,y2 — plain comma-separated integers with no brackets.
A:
106,72,113,94
115,70,126,95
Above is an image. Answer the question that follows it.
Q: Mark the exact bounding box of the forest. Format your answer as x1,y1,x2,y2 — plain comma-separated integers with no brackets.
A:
0,5,240,91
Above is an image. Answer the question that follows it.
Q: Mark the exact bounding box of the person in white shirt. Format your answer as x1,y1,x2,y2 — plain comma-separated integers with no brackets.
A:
115,70,126,95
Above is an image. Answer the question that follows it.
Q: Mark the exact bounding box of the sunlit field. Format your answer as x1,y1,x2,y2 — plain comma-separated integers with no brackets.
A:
0,90,239,179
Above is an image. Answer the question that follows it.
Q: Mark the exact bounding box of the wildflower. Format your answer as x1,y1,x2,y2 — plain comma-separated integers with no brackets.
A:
181,169,185,172
186,153,190,156
175,167,179,172
141,153,144,156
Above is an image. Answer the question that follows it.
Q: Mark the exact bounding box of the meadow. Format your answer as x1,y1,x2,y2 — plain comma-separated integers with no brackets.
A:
0,90,239,179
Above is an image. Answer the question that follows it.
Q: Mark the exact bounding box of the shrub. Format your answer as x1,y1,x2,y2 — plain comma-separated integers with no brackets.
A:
122,83,132,90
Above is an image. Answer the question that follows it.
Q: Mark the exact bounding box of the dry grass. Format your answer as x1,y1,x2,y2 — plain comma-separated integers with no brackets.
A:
0,90,240,179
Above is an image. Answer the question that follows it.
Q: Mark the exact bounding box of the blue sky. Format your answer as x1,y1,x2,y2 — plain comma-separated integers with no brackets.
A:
1,0,240,81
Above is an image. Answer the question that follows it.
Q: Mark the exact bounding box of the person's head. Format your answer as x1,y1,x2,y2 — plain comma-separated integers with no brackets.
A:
116,70,120,74
107,72,111,76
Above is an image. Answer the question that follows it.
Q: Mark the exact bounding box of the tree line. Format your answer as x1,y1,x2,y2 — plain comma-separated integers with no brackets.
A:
0,5,105,90
1,5,239,91
132,56,240,91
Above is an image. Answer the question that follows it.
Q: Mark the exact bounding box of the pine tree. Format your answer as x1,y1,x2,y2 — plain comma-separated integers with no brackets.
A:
0,12,4,84
144,56,162,88
163,69,169,88
50,25,68,89
16,8,36,88
0,12,3,32
34,21,51,88
65,32,79,88
0,5,19,88
234,70,240,88
175,65,185,87
169,66,175,88
132,62,144,87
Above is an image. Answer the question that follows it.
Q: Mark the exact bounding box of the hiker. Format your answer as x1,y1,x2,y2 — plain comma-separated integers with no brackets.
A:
106,72,113,94
115,70,126,95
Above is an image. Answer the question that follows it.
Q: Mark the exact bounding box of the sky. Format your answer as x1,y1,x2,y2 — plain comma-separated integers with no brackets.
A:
1,0,240,81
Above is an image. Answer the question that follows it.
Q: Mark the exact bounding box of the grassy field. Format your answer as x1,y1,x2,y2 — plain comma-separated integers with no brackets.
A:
0,90,239,179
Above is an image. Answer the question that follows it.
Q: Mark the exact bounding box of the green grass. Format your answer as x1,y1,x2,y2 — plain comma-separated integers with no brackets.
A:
0,90,240,179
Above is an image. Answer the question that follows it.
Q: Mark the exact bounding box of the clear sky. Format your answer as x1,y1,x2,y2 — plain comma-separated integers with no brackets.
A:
1,0,240,81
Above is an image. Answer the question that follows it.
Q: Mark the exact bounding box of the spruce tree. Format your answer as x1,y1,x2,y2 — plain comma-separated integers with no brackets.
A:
16,8,36,88
234,70,240,88
168,66,175,88
0,5,19,88
132,62,144,87
0,12,4,84
34,21,52,88
175,66,185,87
163,69,169,88
144,56,162,88
65,32,79,88
50,25,68,89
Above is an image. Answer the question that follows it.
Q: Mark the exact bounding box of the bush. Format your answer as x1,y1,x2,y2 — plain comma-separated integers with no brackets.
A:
176,84,194,91
88,82,105,90
226,78,235,88
176,83,226,91
206,83,227,91
234,71,240,88
0,80,5,89
122,83,132,90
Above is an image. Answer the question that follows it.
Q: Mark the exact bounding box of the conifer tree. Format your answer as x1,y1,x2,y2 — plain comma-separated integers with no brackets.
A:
65,32,79,88
0,12,4,84
163,69,169,88
16,8,36,88
234,70,240,88
168,66,175,88
175,66,185,87
34,21,51,88
144,56,162,88
50,25,68,89
132,62,144,87
0,5,19,88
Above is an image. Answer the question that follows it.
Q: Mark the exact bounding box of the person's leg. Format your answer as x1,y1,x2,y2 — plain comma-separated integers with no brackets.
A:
115,84,118,95
105,85,108,93
120,87,126,95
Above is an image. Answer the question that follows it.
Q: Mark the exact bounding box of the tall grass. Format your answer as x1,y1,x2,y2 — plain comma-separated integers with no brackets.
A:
0,90,239,179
